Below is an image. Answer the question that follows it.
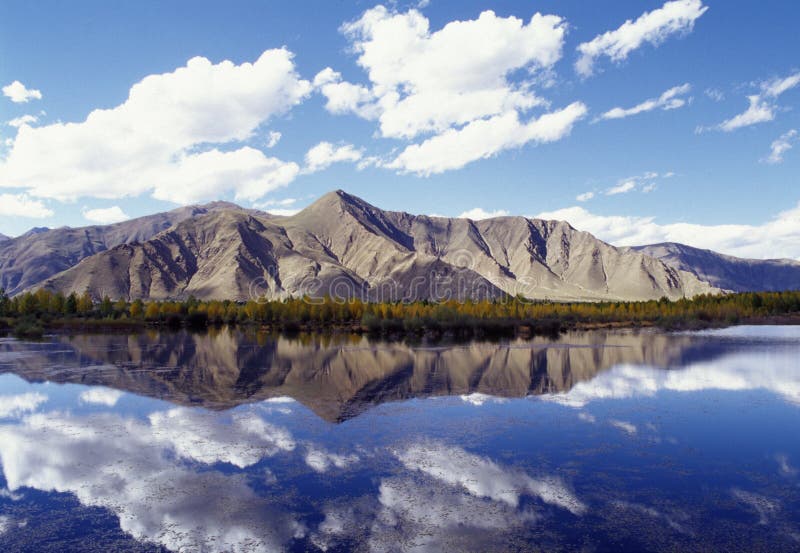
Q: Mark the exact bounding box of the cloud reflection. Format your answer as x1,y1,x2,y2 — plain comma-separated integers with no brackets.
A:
541,350,800,407
0,408,301,552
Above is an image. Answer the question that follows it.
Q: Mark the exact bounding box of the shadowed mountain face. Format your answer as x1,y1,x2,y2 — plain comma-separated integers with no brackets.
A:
0,328,731,422
0,201,254,295
634,242,800,292
0,233,8,242
34,191,717,301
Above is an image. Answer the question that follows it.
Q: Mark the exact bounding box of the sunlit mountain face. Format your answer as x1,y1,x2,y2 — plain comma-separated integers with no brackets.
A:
1,326,800,551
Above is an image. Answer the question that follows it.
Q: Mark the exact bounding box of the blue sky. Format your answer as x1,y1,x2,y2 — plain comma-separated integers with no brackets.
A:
1,0,798,259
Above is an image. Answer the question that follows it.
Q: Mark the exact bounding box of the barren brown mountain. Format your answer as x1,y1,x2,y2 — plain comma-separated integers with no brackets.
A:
34,190,718,301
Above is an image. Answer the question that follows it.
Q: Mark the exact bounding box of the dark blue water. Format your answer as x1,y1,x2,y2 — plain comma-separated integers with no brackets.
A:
0,326,798,552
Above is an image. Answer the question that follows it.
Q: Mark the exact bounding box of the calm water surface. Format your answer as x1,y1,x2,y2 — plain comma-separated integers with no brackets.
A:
0,326,798,552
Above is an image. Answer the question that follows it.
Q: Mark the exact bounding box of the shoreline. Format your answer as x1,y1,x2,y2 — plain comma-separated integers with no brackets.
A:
4,313,800,340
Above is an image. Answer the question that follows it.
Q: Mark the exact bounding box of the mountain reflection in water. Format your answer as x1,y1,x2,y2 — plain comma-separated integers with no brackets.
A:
0,326,798,552
0,328,737,421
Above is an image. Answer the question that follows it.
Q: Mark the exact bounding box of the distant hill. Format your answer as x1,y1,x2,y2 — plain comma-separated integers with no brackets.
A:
0,233,9,243
34,190,716,302
633,242,800,292
0,202,257,295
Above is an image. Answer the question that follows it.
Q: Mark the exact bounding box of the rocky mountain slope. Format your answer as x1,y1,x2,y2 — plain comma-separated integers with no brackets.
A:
0,233,8,242
633,242,800,292
36,190,717,301
0,202,256,295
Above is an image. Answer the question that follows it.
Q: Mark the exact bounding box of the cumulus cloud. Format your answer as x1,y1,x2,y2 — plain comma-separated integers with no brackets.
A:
0,409,301,552
2,81,42,103
304,446,359,473
82,206,130,224
536,200,800,259
150,147,299,204
78,387,123,406
715,71,800,132
303,141,363,173
397,441,586,514
386,102,587,175
576,0,708,77
0,49,310,204
540,335,800,408
0,393,48,418
763,129,797,164
149,407,296,468
317,6,583,174
597,83,691,121
458,207,510,220
0,194,53,218
576,191,595,202
7,114,38,128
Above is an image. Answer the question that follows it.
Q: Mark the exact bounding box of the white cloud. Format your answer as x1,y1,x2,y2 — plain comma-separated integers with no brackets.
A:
0,49,311,203
304,446,359,473
540,330,800,407
536,200,800,259
0,409,301,552
731,489,779,525
329,6,566,139
716,71,800,132
263,208,300,217
704,88,724,102
0,393,48,418
459,393,507,406
458,207,509,220
148,407,296,468
597,83,691,121
397,441,586,514
763,129,797,164
265,130,282,148
386,102,587,175
312,68,379,120
82,206,130,224
150,147,300,204
317,6,581,174
576,0,707,77
253,197,301,217
610,419,637,435
303,141,363,173
776,454,797,476
606,180,637,195
0,193,53,218
576,191,595,202
78,387,123,406
7,114,38,128
2,81,42,103
718,96,775,131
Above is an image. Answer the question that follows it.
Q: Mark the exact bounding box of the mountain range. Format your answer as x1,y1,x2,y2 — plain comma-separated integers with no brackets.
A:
633,242,800,293
1,190,797,302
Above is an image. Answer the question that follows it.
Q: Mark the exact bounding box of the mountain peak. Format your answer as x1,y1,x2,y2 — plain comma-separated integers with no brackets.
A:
295,189,377,218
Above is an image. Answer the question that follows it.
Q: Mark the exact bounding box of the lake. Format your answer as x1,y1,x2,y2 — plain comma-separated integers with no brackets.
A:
0,326,798,552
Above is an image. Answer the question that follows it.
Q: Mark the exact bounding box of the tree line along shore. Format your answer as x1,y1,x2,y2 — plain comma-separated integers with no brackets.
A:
1,288,800,339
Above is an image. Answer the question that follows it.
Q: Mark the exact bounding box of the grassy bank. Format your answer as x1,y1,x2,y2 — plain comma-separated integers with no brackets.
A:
2,288,800,339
